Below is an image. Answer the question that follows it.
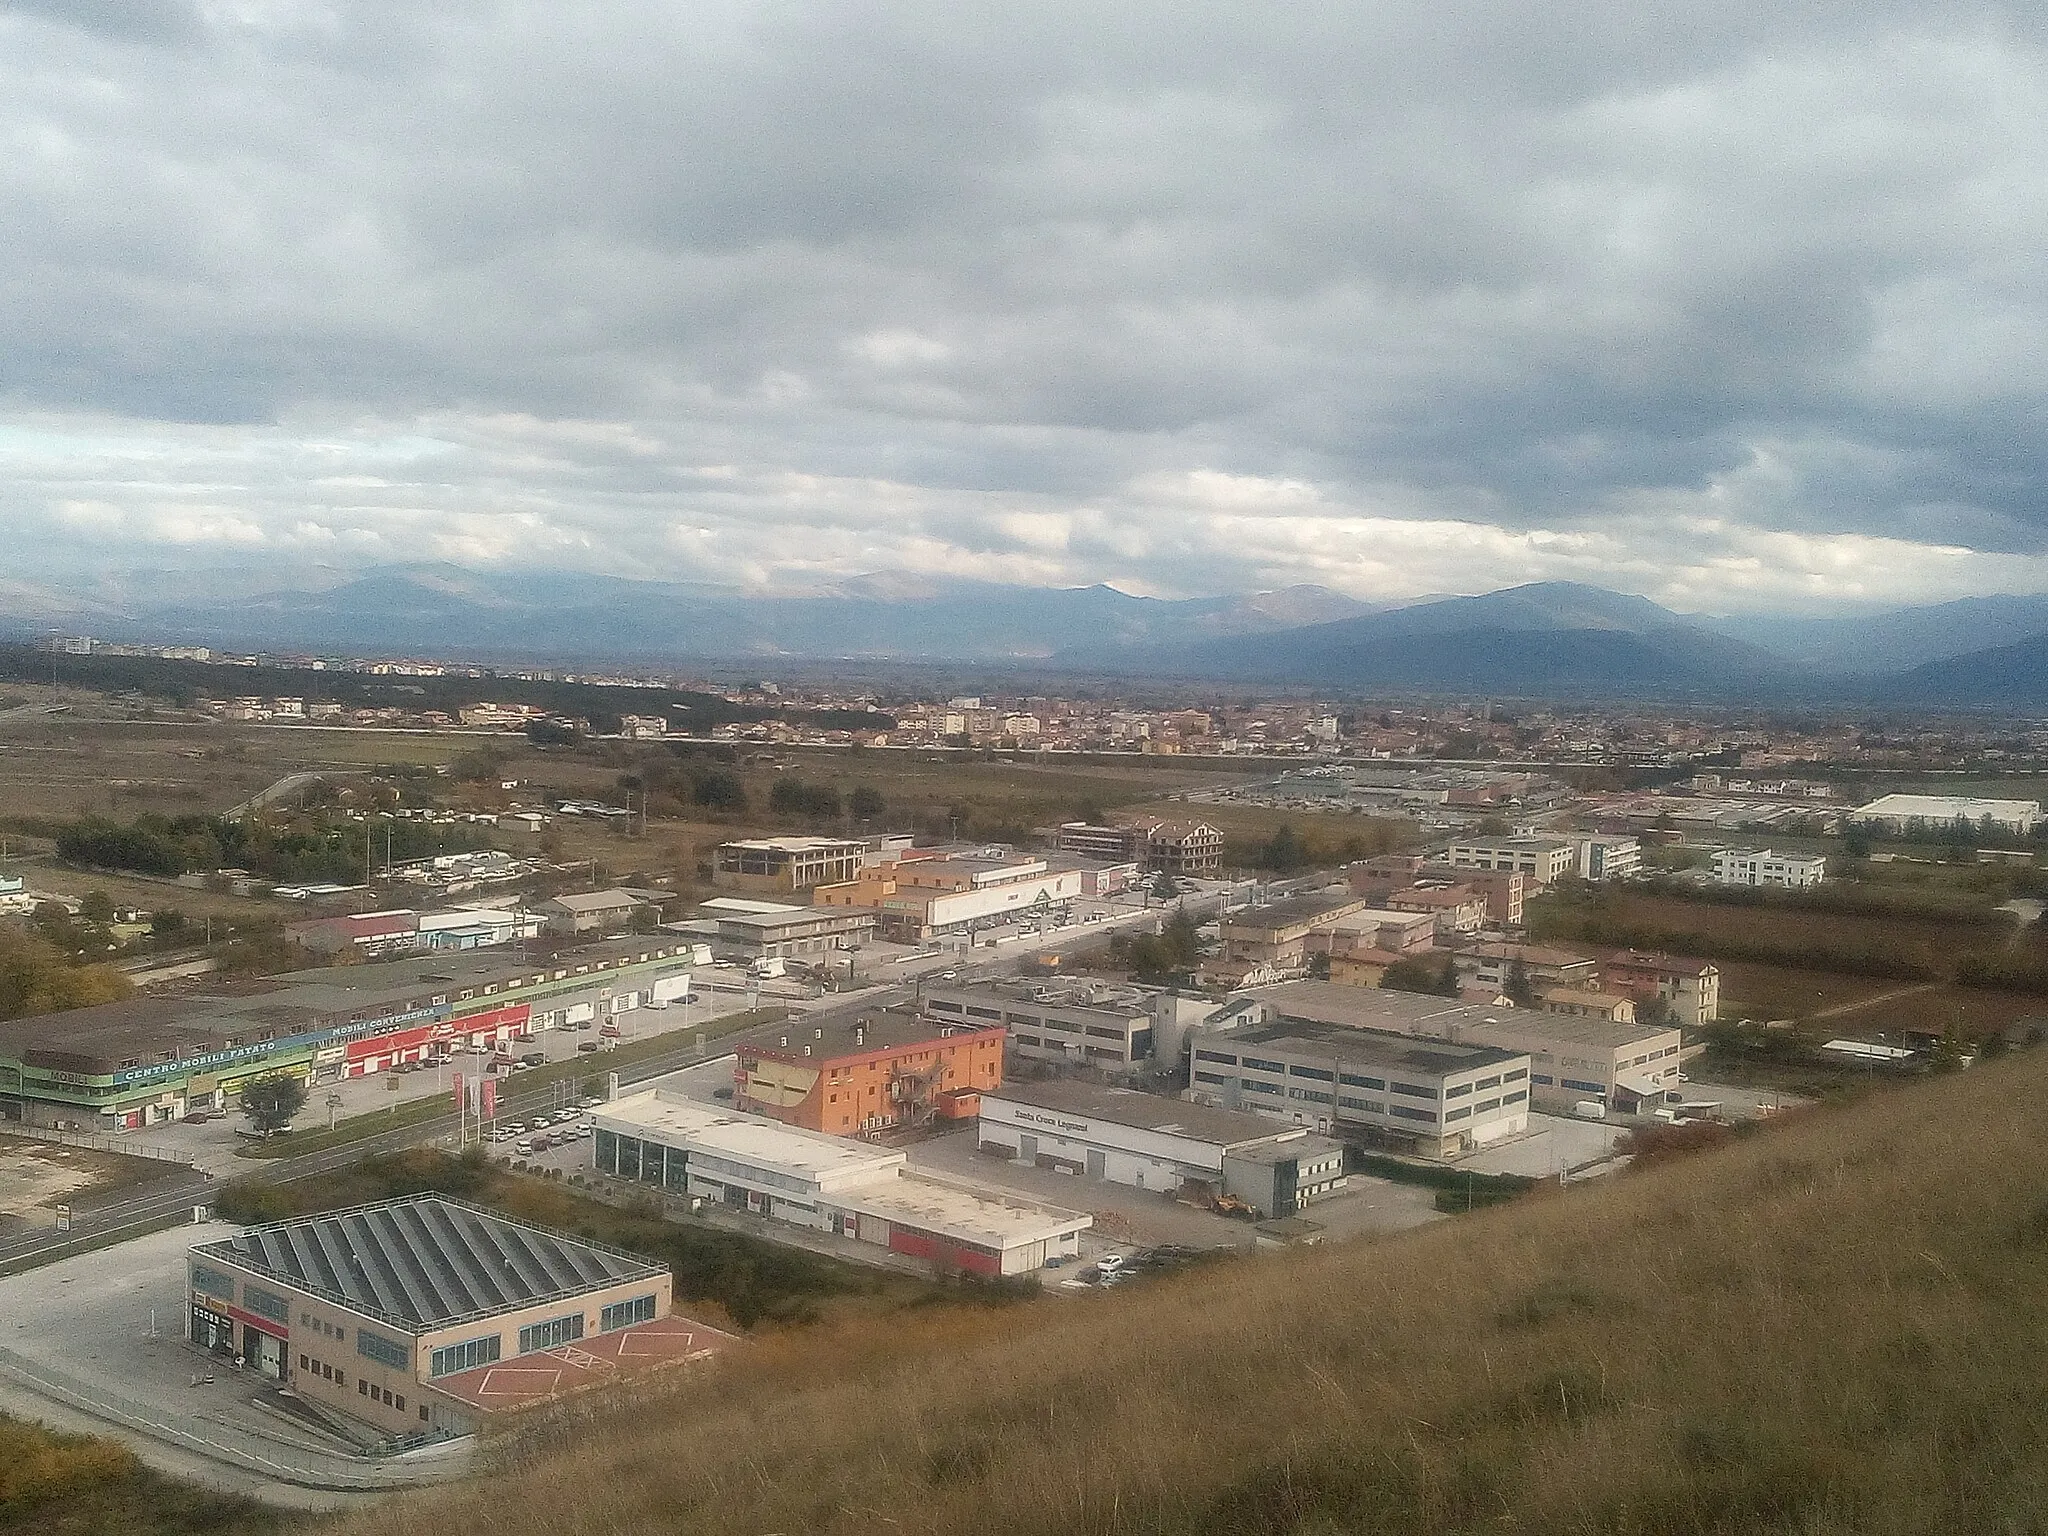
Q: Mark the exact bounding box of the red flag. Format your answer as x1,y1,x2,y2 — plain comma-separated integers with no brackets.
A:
481,1077,498,1122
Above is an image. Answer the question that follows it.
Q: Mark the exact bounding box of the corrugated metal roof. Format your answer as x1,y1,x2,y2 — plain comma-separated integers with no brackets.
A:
193,1195,665,1334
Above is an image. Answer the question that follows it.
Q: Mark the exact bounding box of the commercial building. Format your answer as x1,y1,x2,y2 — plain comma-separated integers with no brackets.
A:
733,1007,1004,1134
594,1089,1091,1275
815,848,1082,942
1603,950,1721,1028
1188,1017,1530,1159
186,1196,705,1437
1570,835,1641,882
1244,981,1682,1116
923,978,1161,1069
977,1081,1348,1217
1712,848,1827,888
686,898,876,962
1217,895,1368,970
537,889,650,935
1852,794,2043,837
1443,837,1578,887
0,938,700,1130
711,837,869,895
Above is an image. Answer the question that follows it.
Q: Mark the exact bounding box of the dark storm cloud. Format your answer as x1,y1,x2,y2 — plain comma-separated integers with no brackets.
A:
2,1,2046,607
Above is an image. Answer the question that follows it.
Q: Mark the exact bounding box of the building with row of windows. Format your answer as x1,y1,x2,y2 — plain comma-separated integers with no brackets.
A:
922,979,1159,1069
1712,848,1827,888
733,1006,1005,1134
186,1196,726,1437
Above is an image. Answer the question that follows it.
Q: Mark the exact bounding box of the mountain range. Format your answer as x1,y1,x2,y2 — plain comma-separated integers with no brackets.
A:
5,563,2048,703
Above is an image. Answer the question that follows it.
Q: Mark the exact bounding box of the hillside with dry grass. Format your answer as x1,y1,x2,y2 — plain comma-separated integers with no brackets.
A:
340,1052,2048,1536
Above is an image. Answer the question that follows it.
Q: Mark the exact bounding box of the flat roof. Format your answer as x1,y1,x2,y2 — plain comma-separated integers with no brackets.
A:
750,1003,1001,1060
1214,1020,1521,1078
1854,793,2041,819
983,1080,1308,1149
836,1170,1091,1248
596,1088,905,1182
0,935,699,1068
192,1195,667,1335
716,836,866,853
1250,980,1669,1052
428,1313,736,1412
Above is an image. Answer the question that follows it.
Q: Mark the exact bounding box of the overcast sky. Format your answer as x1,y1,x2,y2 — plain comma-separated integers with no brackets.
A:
3,1,2046,612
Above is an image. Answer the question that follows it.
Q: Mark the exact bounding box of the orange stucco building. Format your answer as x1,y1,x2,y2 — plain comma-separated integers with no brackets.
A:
734,1011,1006,1136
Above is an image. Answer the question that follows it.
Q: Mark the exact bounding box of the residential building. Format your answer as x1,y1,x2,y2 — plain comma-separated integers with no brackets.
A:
1130,816,1224,877
1852,794,2043,836
923,978,1158,1069
1712,848,1827,888
1451,942,1600,995
1328,950,1405,989
1323,908,1437,956
1603,950,1721,1027
1444,837,1578,886
1244,981,1682,1115
711,837,868,895
1345,854,1428,905
187,1196,717,1437
1384,883,1487,936
537,889,649,935
733,1007,1004,1134
619,715,668,740
1056,817,1223,876
1187,1019,1530,1160
1570,835,1641,881
1538,988,1638,1025
594,1089,1090,1275
1443,866,1525,926
1217,895,1368,971
976,1081,1347,1217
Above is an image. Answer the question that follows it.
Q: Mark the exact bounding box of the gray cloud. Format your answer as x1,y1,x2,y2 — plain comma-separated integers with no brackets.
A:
2,1,2046,610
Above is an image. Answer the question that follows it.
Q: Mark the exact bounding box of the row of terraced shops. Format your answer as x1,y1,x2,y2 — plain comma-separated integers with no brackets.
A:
0,938,699,1131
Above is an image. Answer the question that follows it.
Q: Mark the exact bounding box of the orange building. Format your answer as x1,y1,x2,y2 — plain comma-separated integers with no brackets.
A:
733,1011,1006,1136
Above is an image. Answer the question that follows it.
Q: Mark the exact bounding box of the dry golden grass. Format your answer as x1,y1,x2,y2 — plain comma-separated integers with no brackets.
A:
340,1052,2048,1536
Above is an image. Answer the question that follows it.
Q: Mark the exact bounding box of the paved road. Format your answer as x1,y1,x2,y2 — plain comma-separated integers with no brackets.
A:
224,770,328,820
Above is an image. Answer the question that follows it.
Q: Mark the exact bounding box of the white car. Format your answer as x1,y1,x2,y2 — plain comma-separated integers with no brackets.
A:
1097,1253,1126,1275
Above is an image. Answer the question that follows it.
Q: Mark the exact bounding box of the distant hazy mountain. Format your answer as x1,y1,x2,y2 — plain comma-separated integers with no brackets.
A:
1073,582,1786,693
1700,593,2048,675
1887,632,2048,705
11,562,1381,664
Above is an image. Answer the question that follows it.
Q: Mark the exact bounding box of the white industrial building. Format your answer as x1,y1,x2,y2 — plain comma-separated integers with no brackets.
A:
1444,837,1578,886
1852,794,2042,837
977,1081,1348,1218
1713,848,1827,888
593,1087,1089,1276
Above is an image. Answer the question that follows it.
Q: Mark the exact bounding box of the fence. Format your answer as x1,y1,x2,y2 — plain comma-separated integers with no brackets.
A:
0,1342,472,1492
1,1123,195,1165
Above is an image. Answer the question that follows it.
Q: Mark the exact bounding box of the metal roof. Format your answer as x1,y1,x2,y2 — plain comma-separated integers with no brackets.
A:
193,1195,666,1335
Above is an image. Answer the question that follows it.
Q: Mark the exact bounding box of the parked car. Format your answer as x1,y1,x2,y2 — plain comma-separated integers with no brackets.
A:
577,1041,600,1053
1097,1253,1126,1275
519,1052,546,1068
514,1139,534,1156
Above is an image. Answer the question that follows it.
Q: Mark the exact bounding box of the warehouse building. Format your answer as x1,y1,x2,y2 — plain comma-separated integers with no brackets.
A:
977,1080,1348,1218
813,848,1082,942
593,1089,1090,1275
1851,794,2042,836
733,1006,1005,1134
186,1196,721,1437
1188,1018,1530,1159
0,938,699,1131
